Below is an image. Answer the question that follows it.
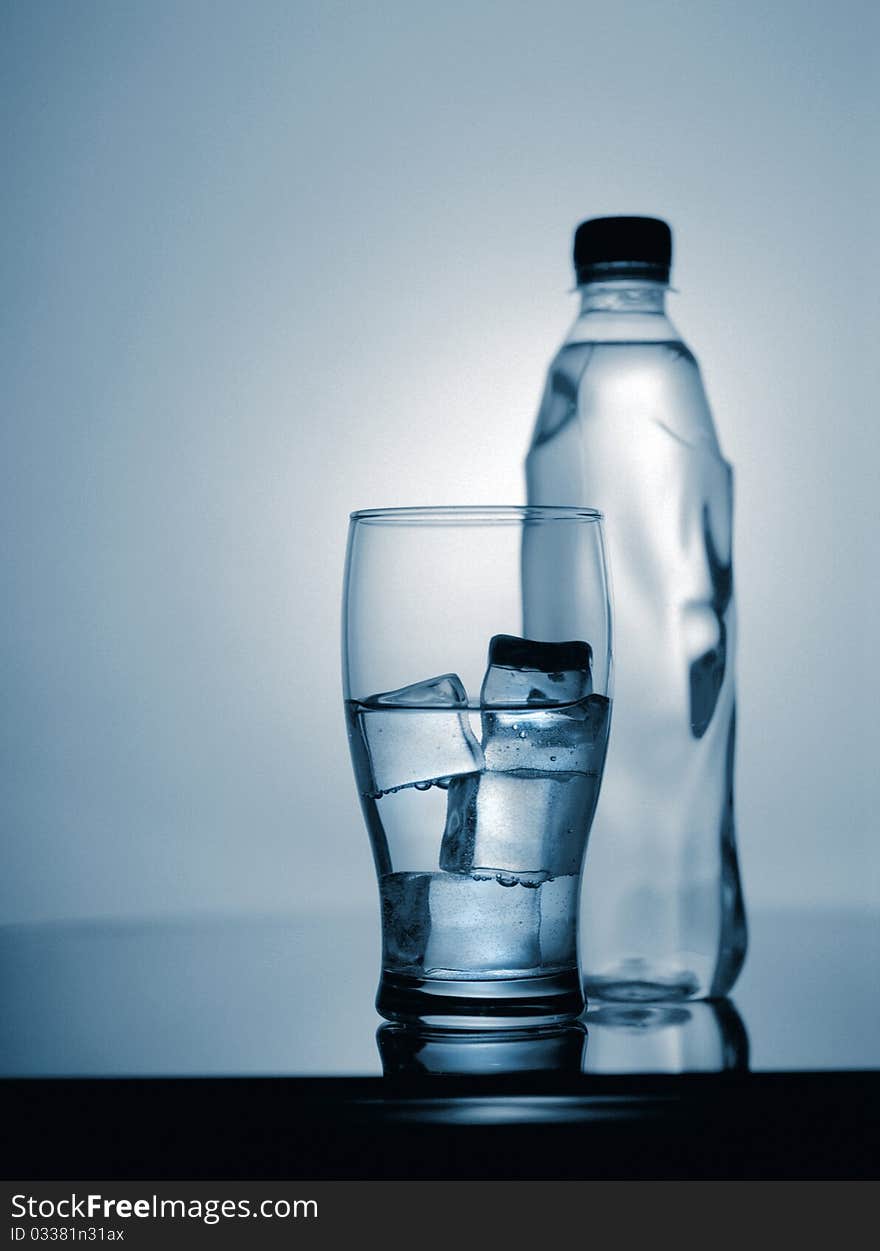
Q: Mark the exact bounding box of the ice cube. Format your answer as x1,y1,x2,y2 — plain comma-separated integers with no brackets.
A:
439,692,610,877
381,870,430,970
381,871,541,975
352,673,484,797
440,770,594,877
370,673,471,709
481,697,610,774
480,634,593,707
537,874,579,968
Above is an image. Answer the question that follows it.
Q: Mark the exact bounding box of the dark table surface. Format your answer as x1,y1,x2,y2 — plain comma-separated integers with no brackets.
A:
1,906,878,1178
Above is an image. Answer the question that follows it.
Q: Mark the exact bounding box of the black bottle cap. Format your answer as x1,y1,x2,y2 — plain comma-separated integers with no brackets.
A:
573,216,672,284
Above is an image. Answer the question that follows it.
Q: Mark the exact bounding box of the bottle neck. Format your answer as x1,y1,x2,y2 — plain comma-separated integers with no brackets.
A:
578,279,667,314
568,279,676,344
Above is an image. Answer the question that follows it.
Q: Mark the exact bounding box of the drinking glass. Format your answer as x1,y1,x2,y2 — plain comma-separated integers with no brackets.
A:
342,506,612,1027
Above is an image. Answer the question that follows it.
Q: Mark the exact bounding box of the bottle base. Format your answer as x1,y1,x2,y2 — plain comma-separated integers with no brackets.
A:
376,968,584,1029
584,971,702,1003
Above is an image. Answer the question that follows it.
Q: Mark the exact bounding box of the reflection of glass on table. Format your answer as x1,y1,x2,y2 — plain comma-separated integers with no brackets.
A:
378,1022,587,1077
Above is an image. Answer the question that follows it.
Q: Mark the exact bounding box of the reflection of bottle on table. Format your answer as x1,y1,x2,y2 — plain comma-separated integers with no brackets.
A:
526,216,746,1000
582,1000,749,1073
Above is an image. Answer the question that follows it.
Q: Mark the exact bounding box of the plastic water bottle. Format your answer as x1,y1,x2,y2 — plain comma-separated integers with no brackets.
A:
524,216,746,1000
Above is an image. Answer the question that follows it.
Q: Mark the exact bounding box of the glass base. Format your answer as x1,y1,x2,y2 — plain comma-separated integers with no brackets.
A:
376,968,584,1029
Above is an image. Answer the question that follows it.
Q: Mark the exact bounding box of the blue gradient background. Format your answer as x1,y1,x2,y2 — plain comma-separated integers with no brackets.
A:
2,0,877,924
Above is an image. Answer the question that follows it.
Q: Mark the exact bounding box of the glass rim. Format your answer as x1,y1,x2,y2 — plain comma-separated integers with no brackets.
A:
349,504,604,525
